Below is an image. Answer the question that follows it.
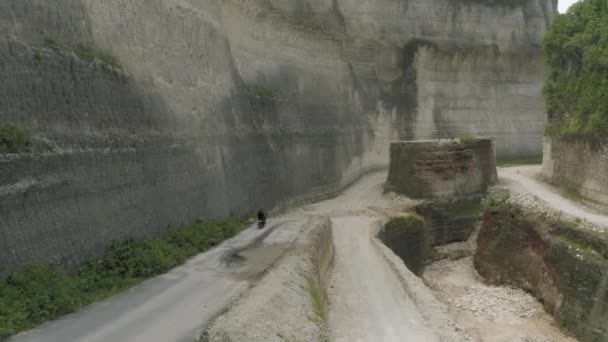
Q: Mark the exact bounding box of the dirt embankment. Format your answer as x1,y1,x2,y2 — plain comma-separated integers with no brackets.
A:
475,197,608,341
202,217,334,342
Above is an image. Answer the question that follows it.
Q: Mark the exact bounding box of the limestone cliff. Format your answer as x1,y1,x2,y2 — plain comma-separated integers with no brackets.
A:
0,0,555,272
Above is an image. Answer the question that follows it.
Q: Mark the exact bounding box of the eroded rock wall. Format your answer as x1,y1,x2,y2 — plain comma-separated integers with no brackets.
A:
0,0,553,272
386,139,497,199
475,202,608,341
542,137,608,212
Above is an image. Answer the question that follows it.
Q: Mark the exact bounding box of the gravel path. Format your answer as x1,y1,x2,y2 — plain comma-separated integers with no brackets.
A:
499,165,608,230
329,216,439,342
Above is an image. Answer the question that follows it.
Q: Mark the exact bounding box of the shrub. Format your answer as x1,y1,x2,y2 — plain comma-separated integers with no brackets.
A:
0,122,32,153
0,263,78,337
73,43,120,69
459,135,477,144
0,215,249,340
543,0,608,141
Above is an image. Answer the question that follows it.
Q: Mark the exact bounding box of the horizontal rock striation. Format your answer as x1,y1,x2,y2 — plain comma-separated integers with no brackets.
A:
386,139,497,199
0,0,553,272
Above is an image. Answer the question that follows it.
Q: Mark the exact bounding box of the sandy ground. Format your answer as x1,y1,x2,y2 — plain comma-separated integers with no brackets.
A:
424,257,577,342
499,165,608,230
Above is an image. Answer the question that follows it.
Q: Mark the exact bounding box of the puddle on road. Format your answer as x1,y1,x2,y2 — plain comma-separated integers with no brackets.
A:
228,244,289,280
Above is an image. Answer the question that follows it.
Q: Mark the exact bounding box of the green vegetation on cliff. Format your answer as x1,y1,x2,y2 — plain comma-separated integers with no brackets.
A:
379,214,430,275
0,216,248,340
73,43,120,70
543,0,608,141
0,122,31,154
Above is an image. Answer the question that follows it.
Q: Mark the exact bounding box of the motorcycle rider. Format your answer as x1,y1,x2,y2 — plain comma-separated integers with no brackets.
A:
257,209,266,227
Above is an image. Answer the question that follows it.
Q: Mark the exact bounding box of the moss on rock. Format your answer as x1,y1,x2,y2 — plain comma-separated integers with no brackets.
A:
475,200,608,341
379,214,430,275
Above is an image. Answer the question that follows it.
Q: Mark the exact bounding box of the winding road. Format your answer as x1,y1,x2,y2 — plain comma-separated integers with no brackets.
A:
11,166,607,342
499,165,608,229
10,219,307,342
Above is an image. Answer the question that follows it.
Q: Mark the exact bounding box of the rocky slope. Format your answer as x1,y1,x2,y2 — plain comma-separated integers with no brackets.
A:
0,0,555,272
475,195,608,341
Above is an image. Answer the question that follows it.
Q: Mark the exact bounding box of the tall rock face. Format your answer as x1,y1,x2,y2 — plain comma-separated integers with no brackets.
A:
0,0,554,272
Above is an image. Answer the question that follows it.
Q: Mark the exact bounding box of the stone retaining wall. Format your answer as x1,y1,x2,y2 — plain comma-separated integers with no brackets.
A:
543,137,608,212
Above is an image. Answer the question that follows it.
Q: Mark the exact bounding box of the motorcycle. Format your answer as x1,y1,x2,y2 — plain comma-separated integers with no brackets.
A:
257,218,266,229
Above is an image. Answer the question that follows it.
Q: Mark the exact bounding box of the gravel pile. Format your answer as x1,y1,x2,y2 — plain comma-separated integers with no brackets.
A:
450,284,542,324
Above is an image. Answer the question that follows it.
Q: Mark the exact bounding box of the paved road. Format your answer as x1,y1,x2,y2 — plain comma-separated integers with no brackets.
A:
10,220,304,342
499,165,608,229
10,171,389,342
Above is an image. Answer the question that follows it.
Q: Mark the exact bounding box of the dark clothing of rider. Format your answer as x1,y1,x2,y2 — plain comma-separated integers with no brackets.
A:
257,210,266,222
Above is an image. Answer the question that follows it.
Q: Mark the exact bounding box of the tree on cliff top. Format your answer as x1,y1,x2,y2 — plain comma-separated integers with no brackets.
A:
543,0,608,142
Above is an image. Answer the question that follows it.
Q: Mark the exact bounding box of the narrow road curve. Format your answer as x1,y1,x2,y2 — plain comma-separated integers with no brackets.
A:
10,171,395,342
498,165,608,229
10,219,308,342
329,216,439,342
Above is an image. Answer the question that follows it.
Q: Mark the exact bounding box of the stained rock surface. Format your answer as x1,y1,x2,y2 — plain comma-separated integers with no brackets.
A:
0,0,553,271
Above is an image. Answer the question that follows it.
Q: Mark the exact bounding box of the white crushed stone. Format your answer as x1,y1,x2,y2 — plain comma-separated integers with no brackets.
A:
450,285,542,324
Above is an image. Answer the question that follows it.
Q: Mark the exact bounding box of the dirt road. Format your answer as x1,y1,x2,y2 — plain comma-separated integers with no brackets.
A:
12,169,593,342
499,165,608,229
329,216,439,342
10,172,405,342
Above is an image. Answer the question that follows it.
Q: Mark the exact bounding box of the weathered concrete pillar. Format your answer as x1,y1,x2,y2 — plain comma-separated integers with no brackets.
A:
386,138,497,199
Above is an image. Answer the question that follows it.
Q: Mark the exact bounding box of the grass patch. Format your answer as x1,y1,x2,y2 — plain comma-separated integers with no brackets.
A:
538,175,584,204
0,216,249,340
0,121,32,154
389,213,425,227
44,34,62,50
458,135,477,144
556,235,603,262
481,191,512,211
440,197,483,218
496,157,543,167
306,277,327,323
73,43,120,69
562,184,583,202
